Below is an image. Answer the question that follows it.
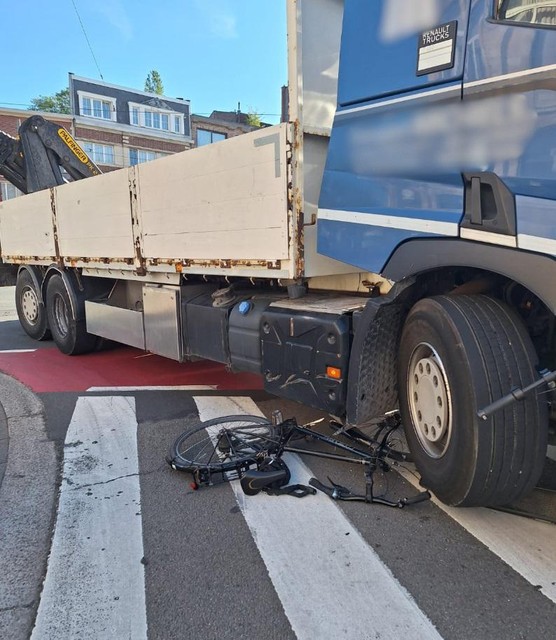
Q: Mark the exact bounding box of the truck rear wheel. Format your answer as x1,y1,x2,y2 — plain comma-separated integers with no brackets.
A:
45,274,97,355
15,269,51,341
398,294,548,507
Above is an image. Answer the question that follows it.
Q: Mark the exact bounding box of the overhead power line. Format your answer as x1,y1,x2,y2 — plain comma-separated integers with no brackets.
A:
0,102,32,108
70,0,104,80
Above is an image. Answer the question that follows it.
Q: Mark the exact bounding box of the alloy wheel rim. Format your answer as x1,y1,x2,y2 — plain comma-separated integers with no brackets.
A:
21,287,39,325
407,342,452,458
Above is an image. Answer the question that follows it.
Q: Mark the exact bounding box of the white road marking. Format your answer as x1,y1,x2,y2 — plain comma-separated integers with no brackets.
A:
398,468,556,603
547,445,556,462
194,396,442,640
0,349,36,353
86,385,216,392
26,388,555,639
31,396,147,640
0,286,17,321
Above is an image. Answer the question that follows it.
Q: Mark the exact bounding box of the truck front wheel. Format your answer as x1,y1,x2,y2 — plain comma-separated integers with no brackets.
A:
398,294,547,507
15,269,51,341
45,274,97,355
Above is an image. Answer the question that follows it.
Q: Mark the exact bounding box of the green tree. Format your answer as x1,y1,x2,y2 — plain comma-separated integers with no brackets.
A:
144,70,164,95
246,110,262,127
29,88,70,114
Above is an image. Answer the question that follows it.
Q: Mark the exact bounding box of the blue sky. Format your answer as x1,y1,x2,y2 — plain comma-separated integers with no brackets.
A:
2,1,287,123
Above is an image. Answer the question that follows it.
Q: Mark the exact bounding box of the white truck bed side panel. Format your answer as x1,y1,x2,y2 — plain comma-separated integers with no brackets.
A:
0,189,56,258
137,125,289,262
56,170,135,259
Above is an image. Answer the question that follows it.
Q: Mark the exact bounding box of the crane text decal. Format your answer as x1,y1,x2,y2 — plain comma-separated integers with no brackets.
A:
57,129,90,165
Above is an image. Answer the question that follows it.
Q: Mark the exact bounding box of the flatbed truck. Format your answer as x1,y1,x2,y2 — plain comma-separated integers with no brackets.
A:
1,0,555,508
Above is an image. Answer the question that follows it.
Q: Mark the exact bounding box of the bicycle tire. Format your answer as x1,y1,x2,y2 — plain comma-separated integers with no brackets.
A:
167,414,277,481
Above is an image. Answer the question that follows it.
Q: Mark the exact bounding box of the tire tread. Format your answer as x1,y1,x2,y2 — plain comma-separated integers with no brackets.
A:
398,294,548,507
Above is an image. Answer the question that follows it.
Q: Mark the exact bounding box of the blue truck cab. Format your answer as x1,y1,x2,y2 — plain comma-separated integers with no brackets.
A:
320,0,556,275
319,0,556,507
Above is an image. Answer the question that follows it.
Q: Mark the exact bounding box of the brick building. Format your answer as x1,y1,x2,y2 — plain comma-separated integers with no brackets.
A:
69,74,193,173
0,74,264,202
191,110,263,146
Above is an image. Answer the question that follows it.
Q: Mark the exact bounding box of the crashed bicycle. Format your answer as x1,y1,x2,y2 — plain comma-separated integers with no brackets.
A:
166,410,431,508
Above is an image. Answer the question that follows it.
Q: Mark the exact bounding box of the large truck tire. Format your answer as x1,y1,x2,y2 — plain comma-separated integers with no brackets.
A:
45,274,97,355
15,269,51,341
398,294,548,508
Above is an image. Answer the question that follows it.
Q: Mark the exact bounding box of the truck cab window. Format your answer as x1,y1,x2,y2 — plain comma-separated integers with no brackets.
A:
498,0,556,25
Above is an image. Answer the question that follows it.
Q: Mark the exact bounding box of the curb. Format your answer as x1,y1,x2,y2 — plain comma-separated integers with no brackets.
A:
0,373,58,640
0,400,7,488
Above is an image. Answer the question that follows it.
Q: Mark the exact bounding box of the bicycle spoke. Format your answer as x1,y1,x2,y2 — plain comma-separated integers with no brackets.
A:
182,436,216,464
168,415,275,480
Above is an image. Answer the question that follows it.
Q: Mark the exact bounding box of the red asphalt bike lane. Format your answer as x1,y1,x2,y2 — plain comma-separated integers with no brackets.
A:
0,346,263,393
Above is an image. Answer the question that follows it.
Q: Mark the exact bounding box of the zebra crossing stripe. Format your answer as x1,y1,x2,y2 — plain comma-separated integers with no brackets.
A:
31,396,147,640
397,467,556,603
194,396,443,640
28,391,554,639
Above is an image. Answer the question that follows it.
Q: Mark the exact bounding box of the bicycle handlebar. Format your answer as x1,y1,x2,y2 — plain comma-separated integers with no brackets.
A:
477,369,556,420
309,477,348,499
400,491,431,506
477,391,521,420
309,477,431,508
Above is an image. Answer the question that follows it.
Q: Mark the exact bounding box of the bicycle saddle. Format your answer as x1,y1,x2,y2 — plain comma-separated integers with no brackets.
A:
241,468,290,495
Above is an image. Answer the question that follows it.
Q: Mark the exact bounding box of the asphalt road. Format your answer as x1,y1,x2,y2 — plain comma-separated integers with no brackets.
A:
0,286,555,640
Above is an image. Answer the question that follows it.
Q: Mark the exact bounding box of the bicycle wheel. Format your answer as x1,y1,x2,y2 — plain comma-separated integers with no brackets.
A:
167,414,278,485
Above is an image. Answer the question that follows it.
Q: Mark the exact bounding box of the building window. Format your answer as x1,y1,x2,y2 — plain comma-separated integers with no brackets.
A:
78,92,116,121
82,142,115,165
129,148,158,165
0,182,21,200
497,0,556,25
128,102,185,134
197,129,226,146
144,109,169,131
